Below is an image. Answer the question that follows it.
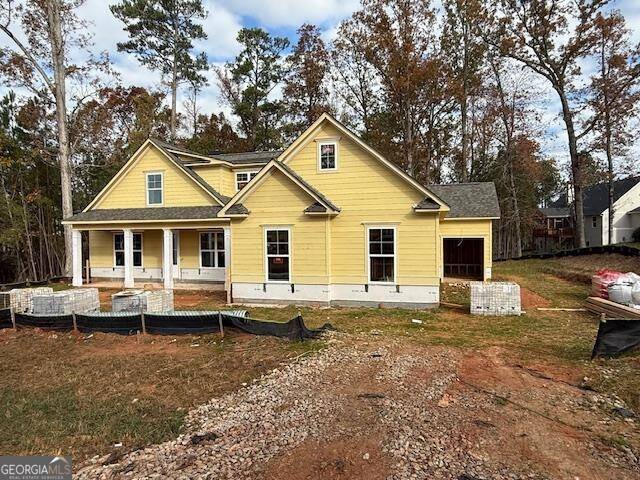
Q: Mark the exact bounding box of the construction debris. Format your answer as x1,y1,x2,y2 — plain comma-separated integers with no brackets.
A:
585,296,640,320
31,288,100,314
0,287,54,313
112,290,174,313
470,281,521,316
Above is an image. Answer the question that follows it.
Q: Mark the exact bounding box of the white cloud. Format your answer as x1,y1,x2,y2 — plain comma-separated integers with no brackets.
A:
216,0,360,28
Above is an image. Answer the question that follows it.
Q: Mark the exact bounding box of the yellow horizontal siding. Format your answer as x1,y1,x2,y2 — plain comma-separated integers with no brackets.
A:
88,229,163,268
286,123,439,286
95,145,216,209
438,219,493,271
231,170,328,284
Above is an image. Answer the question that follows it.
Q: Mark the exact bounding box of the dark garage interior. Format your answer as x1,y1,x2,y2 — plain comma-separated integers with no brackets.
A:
443,238,484,279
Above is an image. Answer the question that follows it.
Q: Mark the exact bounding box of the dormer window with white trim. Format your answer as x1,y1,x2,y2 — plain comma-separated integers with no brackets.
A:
318,141,338,171
236,171,259,191
146,172,163,205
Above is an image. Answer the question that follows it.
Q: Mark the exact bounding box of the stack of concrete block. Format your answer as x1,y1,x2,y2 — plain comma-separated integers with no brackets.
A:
470,281,521,316
0,287,54,313
31,288,100,314
112,290,174,313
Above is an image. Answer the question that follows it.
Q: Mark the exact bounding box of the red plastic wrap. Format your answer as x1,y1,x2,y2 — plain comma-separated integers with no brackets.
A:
591,269,624,299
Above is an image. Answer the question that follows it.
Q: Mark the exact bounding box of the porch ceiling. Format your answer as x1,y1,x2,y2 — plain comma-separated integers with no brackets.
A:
64,206,222,223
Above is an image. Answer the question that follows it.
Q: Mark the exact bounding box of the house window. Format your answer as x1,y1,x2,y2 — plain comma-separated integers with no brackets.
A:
200,232,225,268
146,172,163,205
318,141,337,170
236,171,258,191
368,227,395,283
114,233,142,267
266,228,290,282
592,216,598,228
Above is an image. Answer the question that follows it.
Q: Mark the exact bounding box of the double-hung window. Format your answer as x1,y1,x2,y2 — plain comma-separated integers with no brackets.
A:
368,227,395,283
266,228,290,282
318,141,337,171
114,233,143,267
236,171,258,191
200,232,225,268
146,172,163,205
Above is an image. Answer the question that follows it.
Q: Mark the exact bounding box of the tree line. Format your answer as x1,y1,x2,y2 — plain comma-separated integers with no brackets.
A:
0,0,638,283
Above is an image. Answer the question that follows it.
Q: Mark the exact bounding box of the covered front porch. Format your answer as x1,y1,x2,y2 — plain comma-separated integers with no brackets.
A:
67,217,231,296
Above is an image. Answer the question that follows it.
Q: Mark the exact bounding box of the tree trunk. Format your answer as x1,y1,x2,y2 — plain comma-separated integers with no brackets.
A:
404,106,414,175
557,90,586,248
46,0,74,276
171,59,178,139
601,41,614,246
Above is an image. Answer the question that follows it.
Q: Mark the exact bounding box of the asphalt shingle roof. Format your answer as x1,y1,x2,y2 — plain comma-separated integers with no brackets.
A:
429,182,500,219
414,198,440,210
276,161,340,212
539,207,570,218
211,150,283,165
65,206,222,222
550,177,640,216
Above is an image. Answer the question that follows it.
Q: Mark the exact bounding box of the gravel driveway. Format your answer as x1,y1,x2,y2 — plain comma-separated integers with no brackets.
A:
77,333,639,480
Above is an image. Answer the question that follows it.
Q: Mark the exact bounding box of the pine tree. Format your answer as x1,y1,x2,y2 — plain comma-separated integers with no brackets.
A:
110,0,209,140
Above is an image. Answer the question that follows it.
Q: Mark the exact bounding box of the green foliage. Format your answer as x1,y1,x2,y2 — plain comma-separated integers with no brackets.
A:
216,27,289,150
110,0,209,87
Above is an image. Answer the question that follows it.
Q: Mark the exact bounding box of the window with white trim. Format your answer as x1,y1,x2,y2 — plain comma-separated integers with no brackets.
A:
266,229,290,281
146,172,163,205
114,233,142,267
368,227,395,283
236,171,258,191
318,141,337,170
200,231,225,268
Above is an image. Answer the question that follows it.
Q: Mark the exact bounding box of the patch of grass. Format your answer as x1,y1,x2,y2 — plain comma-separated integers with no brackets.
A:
0,330,321,461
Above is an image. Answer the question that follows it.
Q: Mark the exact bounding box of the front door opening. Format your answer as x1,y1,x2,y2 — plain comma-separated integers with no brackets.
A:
443,238,483,279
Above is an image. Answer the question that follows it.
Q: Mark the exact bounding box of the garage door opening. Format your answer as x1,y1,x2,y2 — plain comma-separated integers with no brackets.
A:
443,238,483,279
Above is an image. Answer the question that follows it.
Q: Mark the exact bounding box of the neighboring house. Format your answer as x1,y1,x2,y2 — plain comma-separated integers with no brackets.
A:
63,114,500,308
534,176,640,249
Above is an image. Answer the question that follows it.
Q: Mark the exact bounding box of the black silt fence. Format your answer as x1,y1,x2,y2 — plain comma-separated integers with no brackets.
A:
15,312,74,330
145,312,222,335
9,311,331,340
592,319,640,358
76,313,142,335
497,244,640,262
0,308,13,329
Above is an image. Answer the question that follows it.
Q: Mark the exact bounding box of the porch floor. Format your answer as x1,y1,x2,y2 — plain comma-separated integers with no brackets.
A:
83,280,225,291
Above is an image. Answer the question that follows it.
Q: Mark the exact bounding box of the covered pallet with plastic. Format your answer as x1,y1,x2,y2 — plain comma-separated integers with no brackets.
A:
470,281,521,316
0,287,54,313
31,288,100,314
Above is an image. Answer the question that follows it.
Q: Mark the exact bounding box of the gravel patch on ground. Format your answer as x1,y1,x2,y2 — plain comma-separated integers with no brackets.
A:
76,333,639,480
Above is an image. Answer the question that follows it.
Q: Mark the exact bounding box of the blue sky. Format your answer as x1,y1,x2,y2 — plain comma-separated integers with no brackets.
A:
2,0,639,175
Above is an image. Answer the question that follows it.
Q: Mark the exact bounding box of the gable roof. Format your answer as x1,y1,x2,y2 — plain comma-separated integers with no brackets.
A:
211,150,283,165
429,183,500,219
84,139,227,212
65,206,222,224
219,159,340,217
277,113,449,212
539,207,570,218
550,176,640,216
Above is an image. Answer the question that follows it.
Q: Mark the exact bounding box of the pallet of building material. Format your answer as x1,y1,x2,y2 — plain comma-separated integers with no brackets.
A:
0,287,54,313
31,288,100,315
585,297,640,320
470,281,521,316
112,289,174,313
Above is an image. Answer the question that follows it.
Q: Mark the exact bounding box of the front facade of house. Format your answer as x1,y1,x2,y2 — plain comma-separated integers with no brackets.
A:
64,114,500,307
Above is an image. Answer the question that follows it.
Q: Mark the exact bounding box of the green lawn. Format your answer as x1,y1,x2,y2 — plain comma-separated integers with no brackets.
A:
1,257,638,462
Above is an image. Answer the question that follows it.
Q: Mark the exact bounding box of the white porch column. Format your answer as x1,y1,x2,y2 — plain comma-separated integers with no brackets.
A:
162,228,174,289
72,229,83,287
223,226,231,303
123,228,134,288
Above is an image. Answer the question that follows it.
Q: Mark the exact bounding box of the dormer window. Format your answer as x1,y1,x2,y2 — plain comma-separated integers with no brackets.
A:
318,141,338,171
146,172,163,205
236,171,259,191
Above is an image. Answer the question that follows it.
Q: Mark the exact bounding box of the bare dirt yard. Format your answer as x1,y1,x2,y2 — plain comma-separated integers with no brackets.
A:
1,255,639,479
